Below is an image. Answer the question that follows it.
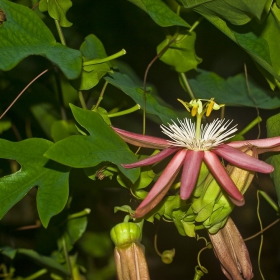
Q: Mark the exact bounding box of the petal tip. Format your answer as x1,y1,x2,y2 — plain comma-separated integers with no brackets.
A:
230,196,245,206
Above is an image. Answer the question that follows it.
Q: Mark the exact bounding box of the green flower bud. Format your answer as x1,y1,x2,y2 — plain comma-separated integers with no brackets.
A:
161,249,175,264
110,222,141,247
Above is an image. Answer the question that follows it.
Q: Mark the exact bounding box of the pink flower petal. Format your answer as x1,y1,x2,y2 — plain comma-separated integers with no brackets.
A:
180,150,204,200
122,147,179,168
112,127,170,149
228,136,280,149
134,149,187,218
214,144,274,173
203,151,244,206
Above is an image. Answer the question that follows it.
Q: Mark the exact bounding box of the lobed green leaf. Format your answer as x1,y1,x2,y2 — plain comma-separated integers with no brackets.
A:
0,138,70,228
44,105,140,183
0,0,81,79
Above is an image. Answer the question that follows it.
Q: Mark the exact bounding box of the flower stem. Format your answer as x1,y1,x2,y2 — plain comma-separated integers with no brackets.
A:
108,104,141,118
54,20,66,45
83,49,126,66
238,116,262,136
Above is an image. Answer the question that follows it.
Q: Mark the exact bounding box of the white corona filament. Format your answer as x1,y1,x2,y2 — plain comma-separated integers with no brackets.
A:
161,118,238,150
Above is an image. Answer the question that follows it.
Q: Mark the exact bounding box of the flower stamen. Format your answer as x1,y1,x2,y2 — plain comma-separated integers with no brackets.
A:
161,118,238,151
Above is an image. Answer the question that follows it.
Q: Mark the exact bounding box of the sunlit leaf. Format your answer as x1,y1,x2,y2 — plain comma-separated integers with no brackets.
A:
44,105,140,183
0,138,70,227
0,0,82,79
157,32,202,73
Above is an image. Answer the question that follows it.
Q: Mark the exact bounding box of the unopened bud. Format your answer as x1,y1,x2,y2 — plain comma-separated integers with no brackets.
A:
110,223,150,280
209,217,253,280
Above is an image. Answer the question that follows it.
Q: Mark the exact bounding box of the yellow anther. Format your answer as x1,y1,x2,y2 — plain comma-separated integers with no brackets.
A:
206,98,225,117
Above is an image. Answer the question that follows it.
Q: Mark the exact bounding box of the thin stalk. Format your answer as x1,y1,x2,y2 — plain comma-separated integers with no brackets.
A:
93,81,108,110
62,237,74,280
259,190,279,213
244,218,280,241
142,37,177,135
0,69,49,120
108,104,141,118
189,16,204,33
24,269,48,280
78,91,87,109
55,19,66,45
83,49,126,66
238,116,262,137
179,72,195,99
67,208,91,220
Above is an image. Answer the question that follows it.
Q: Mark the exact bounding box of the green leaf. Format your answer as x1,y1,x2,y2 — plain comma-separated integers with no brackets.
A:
157,32,202,73
0,138,70,227
250,4,280,89
44,105,140,183
71,34,112,90
57,211,88,260
105,72,178,124
81,34,108,61
127,0,190,27
39,0,73,27
0,0,82,79
180,0,268,25
266,113,280,207
188,70,280,109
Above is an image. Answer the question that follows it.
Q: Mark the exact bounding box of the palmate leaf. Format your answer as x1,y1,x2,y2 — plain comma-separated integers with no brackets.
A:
39,0,72,27
127,0,190,27
0,0,82,79
188,70,280,109
44,105,140,183
180,0,267,25
266,113,280,207
0,138,70,228
105,72,178,124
